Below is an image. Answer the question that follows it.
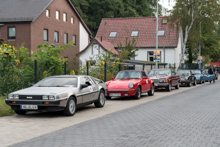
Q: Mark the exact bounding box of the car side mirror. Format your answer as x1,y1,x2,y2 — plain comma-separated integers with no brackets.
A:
111,77,114,80
80,84,88,90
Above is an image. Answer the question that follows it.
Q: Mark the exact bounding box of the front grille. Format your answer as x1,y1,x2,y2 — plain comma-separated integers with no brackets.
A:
151,79,159,83
19,95,42,100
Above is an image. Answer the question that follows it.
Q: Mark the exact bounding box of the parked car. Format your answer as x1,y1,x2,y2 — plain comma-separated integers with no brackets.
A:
105,70,154,99
191,69,204,84
177,70,196,87
5,75,107,116
202,68,218,81
148,69,180,91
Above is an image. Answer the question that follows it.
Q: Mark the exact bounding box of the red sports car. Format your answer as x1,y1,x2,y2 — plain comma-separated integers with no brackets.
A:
105,70,154,99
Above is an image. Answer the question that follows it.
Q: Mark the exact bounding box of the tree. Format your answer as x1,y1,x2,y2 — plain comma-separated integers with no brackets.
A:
71,0,160,35
169,0,220,63
117,38,139,60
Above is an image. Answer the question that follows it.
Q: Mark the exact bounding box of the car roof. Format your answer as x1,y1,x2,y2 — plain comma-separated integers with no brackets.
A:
48,75,88,78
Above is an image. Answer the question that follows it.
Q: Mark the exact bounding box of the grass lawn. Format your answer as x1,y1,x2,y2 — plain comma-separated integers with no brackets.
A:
0,96,15,117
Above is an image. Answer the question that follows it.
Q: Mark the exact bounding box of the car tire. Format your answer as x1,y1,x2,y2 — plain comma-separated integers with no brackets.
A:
134,86,141,99
193,80,197,86
175,82,180,89
166,82,171,92
188,82,191,87
63,97,76,116
106,96,111,100
94,90,105,108
15,110,27,115
148,84,154,96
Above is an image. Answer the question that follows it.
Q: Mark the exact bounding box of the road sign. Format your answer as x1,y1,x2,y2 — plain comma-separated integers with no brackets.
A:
154,55,160,62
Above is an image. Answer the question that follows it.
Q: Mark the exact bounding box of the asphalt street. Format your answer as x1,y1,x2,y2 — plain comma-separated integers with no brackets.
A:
10,81,220,147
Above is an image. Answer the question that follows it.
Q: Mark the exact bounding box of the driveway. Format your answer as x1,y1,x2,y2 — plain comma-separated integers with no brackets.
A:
0,82,210,147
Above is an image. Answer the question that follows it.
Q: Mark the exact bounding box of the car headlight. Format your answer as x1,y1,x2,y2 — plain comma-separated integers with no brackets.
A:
159,79,168,83
185,77,188,80
8,94,19,99
42,95,49,100
49,95,55,100
128,83,134,88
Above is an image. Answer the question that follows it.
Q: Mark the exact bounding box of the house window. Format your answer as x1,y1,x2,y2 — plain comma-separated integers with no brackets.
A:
147,51,154,62
131,31,139,37
71,17,74,24
46,9,50,18
92,44,99,55
73,35,76,45
56,11,60,20
158,30,165,36
64,33,68,44
44,29,48,41
63,13,67,22
109,32,117,38
162,19,167,24
54,31,59,43
8,27,16,39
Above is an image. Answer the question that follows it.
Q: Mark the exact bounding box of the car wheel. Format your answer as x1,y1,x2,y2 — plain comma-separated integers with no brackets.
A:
148,84,154,96
94,90,105,108
15,110,27,115
166,82,171,92
188,82,191,87
175,82,179,89
106,96,111,100
134,86,141,99
193,80,197,86
63,97,76,116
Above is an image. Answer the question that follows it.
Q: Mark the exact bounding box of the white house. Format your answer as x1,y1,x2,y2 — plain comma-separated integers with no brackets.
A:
77,37,118,64
95,17,183,68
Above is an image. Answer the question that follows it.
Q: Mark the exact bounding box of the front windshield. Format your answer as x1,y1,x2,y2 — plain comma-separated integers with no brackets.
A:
34,77,78,87
191,70,201,74
203,69,208,73
148,69,171,76
177,70,190,76
115,71,141,79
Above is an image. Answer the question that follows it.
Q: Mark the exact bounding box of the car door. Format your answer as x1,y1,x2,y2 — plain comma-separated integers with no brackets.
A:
141,71,150,91
171,69,178,86
80,77,96,103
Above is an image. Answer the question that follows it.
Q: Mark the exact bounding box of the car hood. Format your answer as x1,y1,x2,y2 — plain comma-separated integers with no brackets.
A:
10,87,76,95
148,75,168,79
107,79,141,89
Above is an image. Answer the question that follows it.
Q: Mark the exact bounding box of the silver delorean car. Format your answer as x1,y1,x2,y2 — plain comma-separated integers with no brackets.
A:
5,75,107,116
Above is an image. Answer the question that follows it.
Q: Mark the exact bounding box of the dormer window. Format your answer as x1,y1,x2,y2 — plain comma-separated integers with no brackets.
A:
131,31,139,37
109,32,117,38
158,30,165,36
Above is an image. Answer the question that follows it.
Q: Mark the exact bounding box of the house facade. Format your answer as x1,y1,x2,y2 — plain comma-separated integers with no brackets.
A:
0,0,91,68
95,17,183,68
77,37,118,65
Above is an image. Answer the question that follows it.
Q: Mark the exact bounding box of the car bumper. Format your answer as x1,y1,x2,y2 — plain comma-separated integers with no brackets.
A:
5,99,67,111
180,80,190,85
154,83,169,88
107,89,136,97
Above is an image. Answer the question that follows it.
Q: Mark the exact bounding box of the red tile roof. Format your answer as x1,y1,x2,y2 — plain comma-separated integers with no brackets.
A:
96,17,179,48
77,37,118,55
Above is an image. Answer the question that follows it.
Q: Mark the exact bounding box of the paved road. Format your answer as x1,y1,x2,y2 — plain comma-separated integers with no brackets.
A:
11,81,220,147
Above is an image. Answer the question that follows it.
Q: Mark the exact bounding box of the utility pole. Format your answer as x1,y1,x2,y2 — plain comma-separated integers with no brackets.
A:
155,0,159,69
199,22,201,69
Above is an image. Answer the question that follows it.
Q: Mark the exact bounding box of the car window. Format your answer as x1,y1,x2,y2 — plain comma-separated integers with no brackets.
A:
80,77,93,86
34,77,78,87
171,70,176,75
149,69,170,76
142,71,147,77
177,70,190,76
91,77,104,84
115,71,141,79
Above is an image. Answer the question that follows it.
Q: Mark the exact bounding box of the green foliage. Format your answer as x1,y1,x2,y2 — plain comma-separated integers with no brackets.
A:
71,0,160,35
0,42,73,96
79,51,120,81
117,37,139,60
0,96,14,117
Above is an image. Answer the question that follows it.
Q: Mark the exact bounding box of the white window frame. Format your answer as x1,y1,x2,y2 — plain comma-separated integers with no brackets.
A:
64,33,68,44
8,27,16,40
131,31,139,37
71,17,74,24
56,11,60,20
54,31,59,43
46,9,50,18
63,13,67,22
109,32,117,38
158,30,165,36
73,35,76,45
147,51,154,62
44,29,48,41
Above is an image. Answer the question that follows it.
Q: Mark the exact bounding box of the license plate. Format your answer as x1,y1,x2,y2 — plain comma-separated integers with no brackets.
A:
21,105,38,110
154,83,158,86
110,93,121,97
